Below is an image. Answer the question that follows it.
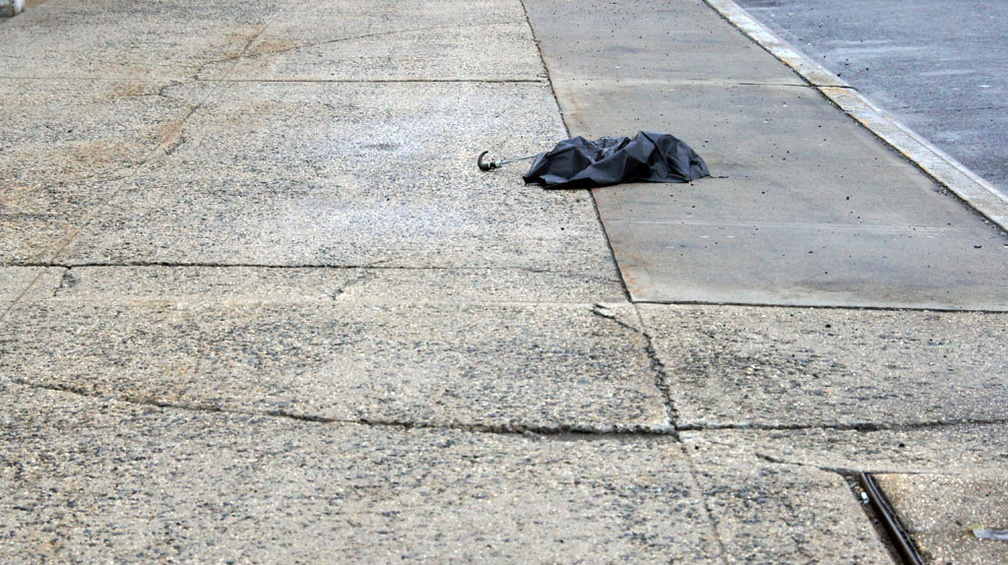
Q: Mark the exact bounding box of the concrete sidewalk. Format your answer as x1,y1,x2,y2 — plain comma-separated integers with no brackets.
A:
1,0,1006,562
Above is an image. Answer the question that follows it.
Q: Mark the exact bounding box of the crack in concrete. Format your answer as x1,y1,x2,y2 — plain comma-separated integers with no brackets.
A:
330,270,373,301
191,23,270,81
37,103,204,265
752,451,863,475
749,453,914,563
10,377,676,438
7,262,619,292
589,303,680,429
4,263,621,306
352,417,676,439
678,442,731,564
753,451,997,480
155,103,198,156
626,305,681,429
11,260,583,270
678,417,1008,433
519,0,751,552
0,266,59,322
52,267,74,297
196,21,517,75
589,303,635,329
155,80,185,100
641,329,679,428
204,78,548,84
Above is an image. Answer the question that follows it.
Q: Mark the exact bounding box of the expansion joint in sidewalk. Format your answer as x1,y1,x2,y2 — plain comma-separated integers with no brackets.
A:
11,378,678,440
12,260,392,269
678,417,1008,433
9,261,595,274
351,417,677,439
197,78,548,85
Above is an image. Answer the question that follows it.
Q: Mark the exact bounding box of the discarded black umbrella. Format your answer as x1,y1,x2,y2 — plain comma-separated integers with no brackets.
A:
478,131,709,189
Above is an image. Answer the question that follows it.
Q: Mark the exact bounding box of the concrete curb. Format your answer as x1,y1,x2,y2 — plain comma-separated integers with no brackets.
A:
704,0,1008,234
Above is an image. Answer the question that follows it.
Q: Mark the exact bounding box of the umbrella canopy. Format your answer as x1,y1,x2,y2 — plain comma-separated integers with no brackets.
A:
522,131,709,189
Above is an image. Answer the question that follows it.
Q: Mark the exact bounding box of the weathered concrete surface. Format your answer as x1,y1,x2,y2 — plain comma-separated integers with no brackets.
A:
3,0,1006,561
525,0,1008,309
46,265,626,305
197,0,544,82
682,424,1008,475
0,385,719,563
639,304,1008,429
59,81,604,273
680,426,1008,563
0,79,191,263
0,0,277,79
1,298,667,431
683,435,892,564
874,473,1008,564
524,0,803,85
0,267,61,313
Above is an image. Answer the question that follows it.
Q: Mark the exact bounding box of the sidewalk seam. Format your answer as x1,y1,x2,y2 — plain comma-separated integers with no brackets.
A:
193,21,527,79
633,298,1008,315
197,78,548,84
11,378,678,437
678,418,1008,432
518,0,635,304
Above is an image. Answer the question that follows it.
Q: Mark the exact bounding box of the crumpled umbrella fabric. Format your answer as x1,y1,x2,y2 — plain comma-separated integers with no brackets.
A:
522,131,709,189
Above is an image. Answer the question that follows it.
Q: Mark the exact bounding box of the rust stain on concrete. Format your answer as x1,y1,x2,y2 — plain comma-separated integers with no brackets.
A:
104,81,151,100
156,121,185,151
249,39,295,56
71,142,135,167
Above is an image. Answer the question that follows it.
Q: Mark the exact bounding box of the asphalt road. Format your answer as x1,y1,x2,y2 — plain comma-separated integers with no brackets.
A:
734,0,1008,197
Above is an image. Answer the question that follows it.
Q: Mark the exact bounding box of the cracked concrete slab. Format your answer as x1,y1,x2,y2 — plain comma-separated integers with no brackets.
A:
199,0,543,82
874,473,1008,564
334,267,626,305
680,424,1008,476
46,266,624,305
0,384,719,563
0,267,62,313
639,304,1008,428
682,434,891,563
0,0,278,80
49,266,365,304
0,300,667,431
680,427,1008,562
0,79,193,262
59,81,609,275
0,79,185,180
5,0,1005,560
681,425,1008,563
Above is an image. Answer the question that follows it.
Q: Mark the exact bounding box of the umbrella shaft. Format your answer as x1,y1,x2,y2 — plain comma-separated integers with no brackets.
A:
498,154,538,166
